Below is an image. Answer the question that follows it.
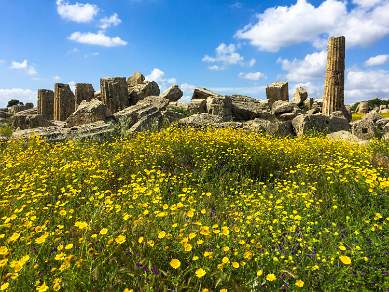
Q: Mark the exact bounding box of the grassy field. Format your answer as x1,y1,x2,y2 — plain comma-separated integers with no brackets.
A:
0,127,388,291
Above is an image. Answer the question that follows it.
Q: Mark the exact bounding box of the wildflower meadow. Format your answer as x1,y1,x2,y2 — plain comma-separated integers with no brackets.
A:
0,127,387,291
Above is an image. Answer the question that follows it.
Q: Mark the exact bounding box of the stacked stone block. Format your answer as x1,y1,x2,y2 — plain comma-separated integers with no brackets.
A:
37,89,54,120
54,83,76,121
322,36,345,116
100,77,129,114
266,82,289,103
75,83,95,108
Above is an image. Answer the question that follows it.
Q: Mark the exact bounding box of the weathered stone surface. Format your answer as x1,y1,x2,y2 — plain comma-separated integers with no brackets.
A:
160,84,183,102
206,95,232,119
100,77,128,114
9,103,34,115
292,87,308,105
278,112,298,121
266,82,288,103
178,113,223,128
380,108,389,114
244,119,294,136
75,83,95,107
376,118,389,130
114,96,169,130
37,89,54,120
0,110,11,119
127,72,145,87
188,99,207,114
351,119,379,140
292,113,349,136
128,81,160,105
363,111,383,122
66,99,108,127
230,95,271,121
215,121,244,129
322,36,345,115
356,101,369,114
192,88,218,100
54,83,76,121
272,100,297,115
12,109,52,130
327,130,361,142
12,121,115,142
303,98,314,110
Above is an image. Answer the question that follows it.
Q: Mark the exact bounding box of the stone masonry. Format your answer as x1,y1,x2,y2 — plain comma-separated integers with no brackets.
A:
266,82,289,104
54,83,76,121
322,36,345,115
37,89,54,120
75,83,95,108
100,77,129,114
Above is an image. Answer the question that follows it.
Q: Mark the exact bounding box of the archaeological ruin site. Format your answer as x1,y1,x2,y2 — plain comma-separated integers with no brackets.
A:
1,36,388,142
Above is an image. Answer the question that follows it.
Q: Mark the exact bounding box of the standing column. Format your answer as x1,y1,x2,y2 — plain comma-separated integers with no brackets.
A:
100,77,128,114
54,83,76,121
322,36,345,115
37,89,54,120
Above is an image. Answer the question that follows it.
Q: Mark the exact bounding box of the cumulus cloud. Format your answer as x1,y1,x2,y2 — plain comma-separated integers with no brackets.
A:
99,13,121,30
10,59,38,76
239,71,265,81
345,69,389,101
0,88,36,107
68,31,127,47
236,0,389,52
145,68,177,91
277,50,327,82
202,43,244,71
365,54,389,66
56,0,99,23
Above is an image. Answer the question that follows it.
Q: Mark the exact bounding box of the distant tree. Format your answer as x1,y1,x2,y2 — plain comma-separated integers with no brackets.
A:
351,98,389,112
7,99,23,107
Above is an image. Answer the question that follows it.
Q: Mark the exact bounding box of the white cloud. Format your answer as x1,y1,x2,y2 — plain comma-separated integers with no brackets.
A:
10,59,38,76
68,31,127,47
99,13,121,30
236,0,389,52
365,54,389,66
0,88,36,107
278,50,327,82
352,0,382,8
248,58,256,67
345,69,389,101
239,71,265,81
146,68,177,91
202,43,244,70
56,0,98,23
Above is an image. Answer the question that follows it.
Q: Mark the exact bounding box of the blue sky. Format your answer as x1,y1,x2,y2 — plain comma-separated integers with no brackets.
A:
1,0,389,107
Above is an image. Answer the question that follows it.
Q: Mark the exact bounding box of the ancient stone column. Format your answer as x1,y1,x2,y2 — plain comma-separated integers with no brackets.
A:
37,89,54,120
53,83,76,121
100,77,129,114
322,36,345,116
266,82,289,104
75,83,95,108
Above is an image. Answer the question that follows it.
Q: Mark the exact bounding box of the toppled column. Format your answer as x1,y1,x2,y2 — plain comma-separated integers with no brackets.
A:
75,83,95,108
322,36,345,116
54,83,76,121
266,82,289,103
100,77,129,114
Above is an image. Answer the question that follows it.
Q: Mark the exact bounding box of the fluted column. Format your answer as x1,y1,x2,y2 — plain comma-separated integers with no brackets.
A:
322,36,345,115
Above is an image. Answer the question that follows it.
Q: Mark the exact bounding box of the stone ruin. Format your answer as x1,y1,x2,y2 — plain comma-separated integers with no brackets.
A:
100,77,128,114
322,36,345,116
75,83,95,108
54,83,76,121
1,36,388,143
